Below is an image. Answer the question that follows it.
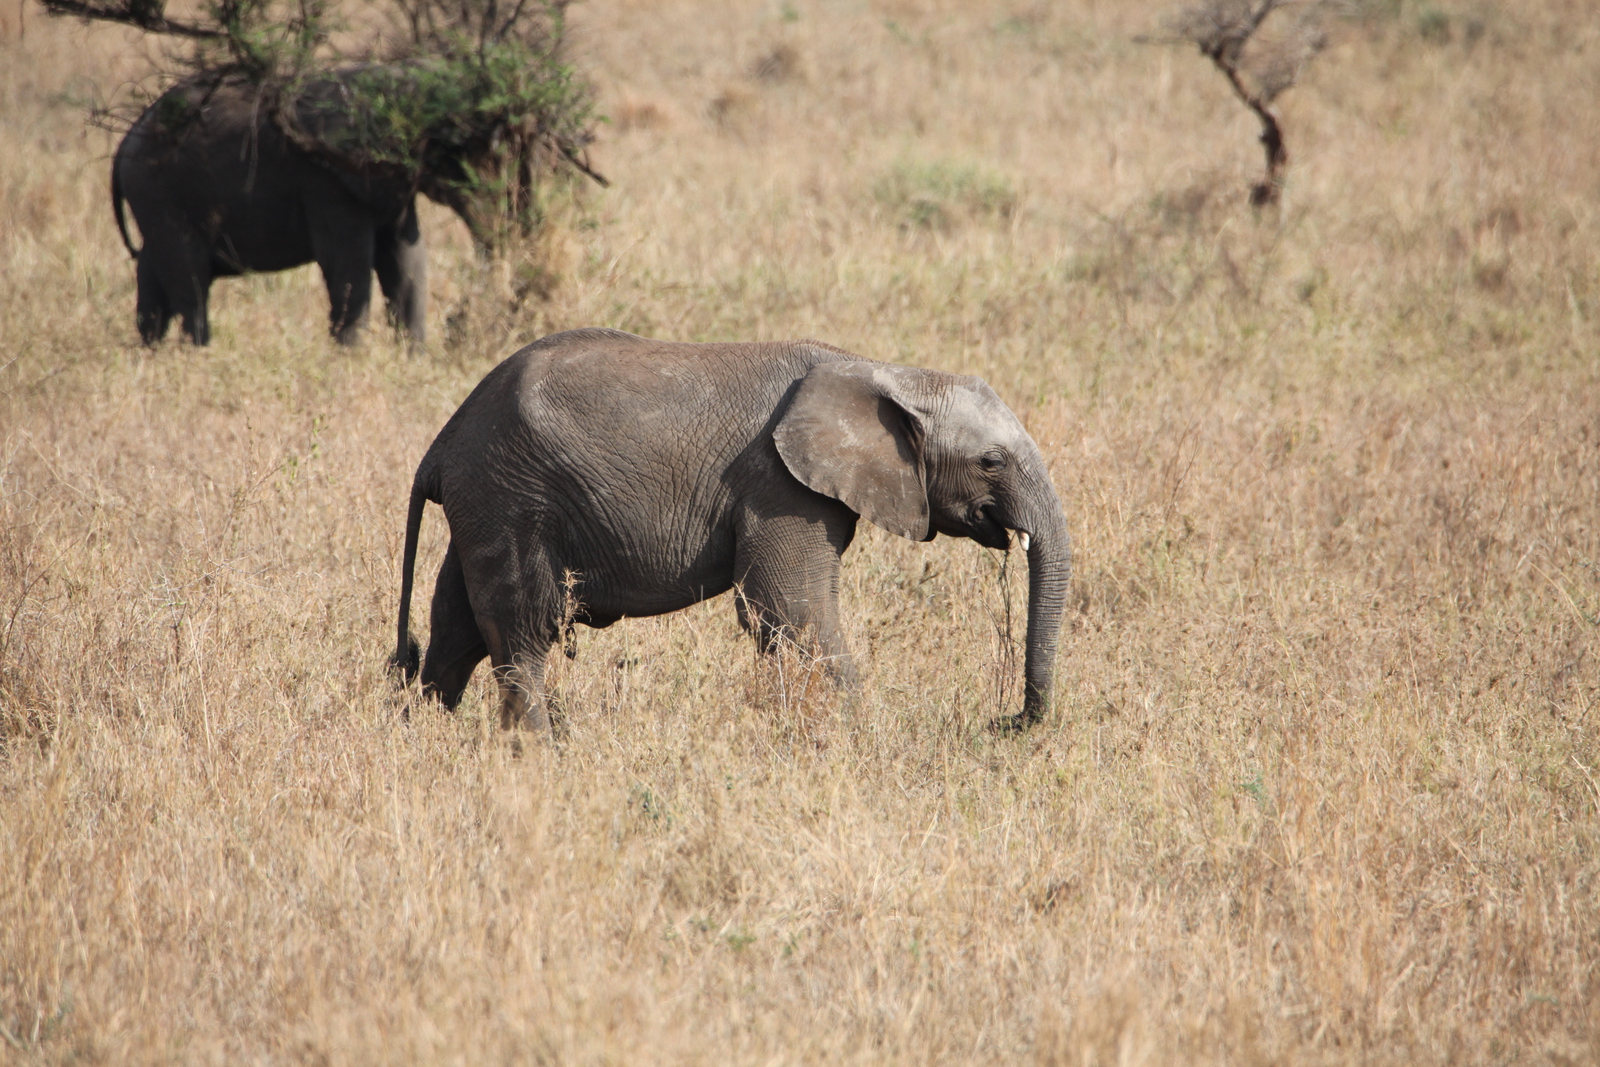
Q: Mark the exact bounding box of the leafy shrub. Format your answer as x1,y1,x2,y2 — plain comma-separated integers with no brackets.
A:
50,0,601,242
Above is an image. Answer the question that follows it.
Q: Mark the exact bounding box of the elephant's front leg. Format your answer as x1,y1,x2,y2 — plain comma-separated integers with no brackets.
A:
375,215,426,341
732,505,860,689
307,201,377,344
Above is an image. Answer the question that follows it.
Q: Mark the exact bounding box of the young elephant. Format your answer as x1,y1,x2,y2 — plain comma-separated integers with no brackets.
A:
394,329,1071,732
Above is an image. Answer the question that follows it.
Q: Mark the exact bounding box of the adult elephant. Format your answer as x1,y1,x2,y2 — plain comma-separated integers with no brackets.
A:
111,73,489,346
394,329,1072,734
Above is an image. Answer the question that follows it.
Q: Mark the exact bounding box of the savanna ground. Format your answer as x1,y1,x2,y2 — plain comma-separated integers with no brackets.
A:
2,0,1599,1062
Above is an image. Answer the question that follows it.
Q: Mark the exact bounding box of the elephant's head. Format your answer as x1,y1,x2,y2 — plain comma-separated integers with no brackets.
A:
774,361,1071,727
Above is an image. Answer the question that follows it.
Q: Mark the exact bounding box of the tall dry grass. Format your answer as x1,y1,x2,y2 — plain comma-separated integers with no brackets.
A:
2,0,1598,1062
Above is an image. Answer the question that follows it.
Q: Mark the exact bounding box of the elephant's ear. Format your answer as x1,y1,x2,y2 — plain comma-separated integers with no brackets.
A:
774,361,931,541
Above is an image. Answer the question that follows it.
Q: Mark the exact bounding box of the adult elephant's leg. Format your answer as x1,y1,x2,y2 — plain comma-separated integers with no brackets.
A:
134,253,173,344
181,279,212,346
420,542,488,709
308,202,376,344
733,506,860,688
142,237,212,345
375,213,426,341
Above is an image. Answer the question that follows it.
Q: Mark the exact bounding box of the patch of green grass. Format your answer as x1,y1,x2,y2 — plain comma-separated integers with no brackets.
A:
872,158,1018,231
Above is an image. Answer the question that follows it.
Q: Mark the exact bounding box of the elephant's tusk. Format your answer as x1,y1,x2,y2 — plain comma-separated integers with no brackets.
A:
1016,530,1030,552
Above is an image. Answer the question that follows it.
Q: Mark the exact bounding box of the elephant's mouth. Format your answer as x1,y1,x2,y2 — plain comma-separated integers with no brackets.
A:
938,503,1026,551
988,510,1034,553
965,504,1013,551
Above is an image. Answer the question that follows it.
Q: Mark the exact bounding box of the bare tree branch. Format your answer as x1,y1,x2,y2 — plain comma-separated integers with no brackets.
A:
1158,0,1332,206
1208,37,1289,206
40,0,225,39
557,141,608,187
495,0,530,45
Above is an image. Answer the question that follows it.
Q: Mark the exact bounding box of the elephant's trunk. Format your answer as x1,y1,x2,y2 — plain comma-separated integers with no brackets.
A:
1015,475,1071,729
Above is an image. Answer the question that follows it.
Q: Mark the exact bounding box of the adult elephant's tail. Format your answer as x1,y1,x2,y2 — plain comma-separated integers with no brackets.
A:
392,478,431,684
111,157,139,260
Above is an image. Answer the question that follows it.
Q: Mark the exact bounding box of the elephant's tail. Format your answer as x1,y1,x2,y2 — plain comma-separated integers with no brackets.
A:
392,479,430,685
111,157,140,261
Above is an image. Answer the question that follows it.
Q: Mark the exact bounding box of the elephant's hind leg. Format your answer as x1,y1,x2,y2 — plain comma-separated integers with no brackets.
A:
134,255,173,344
459,553,563,734
420,543,489,709
477,616,553,734
308,201,376,344
137,238,211,344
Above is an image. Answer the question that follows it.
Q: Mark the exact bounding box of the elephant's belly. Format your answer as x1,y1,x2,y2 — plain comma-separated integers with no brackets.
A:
561,531,738,625
575,573,736,626
211,224,315,275
550,504,740,625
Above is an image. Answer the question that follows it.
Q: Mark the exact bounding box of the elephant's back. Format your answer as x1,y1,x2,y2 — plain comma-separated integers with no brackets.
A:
505,329,855,430
425,328,863,488
120,78,268,162
116,77,291,210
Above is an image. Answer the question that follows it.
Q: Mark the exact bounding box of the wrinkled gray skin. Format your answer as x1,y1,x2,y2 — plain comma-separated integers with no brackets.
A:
112,75,483,345
394,329,1071,733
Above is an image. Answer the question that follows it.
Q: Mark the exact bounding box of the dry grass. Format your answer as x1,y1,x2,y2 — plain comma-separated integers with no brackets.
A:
3,0,1599,1062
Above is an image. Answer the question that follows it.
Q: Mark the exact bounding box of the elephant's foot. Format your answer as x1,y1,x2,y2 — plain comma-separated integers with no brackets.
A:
498,693,551,733
501,697,561,760
988,708,1043,735
494,660,554,735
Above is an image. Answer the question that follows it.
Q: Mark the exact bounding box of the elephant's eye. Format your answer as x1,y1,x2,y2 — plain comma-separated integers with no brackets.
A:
979,450,1007,473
